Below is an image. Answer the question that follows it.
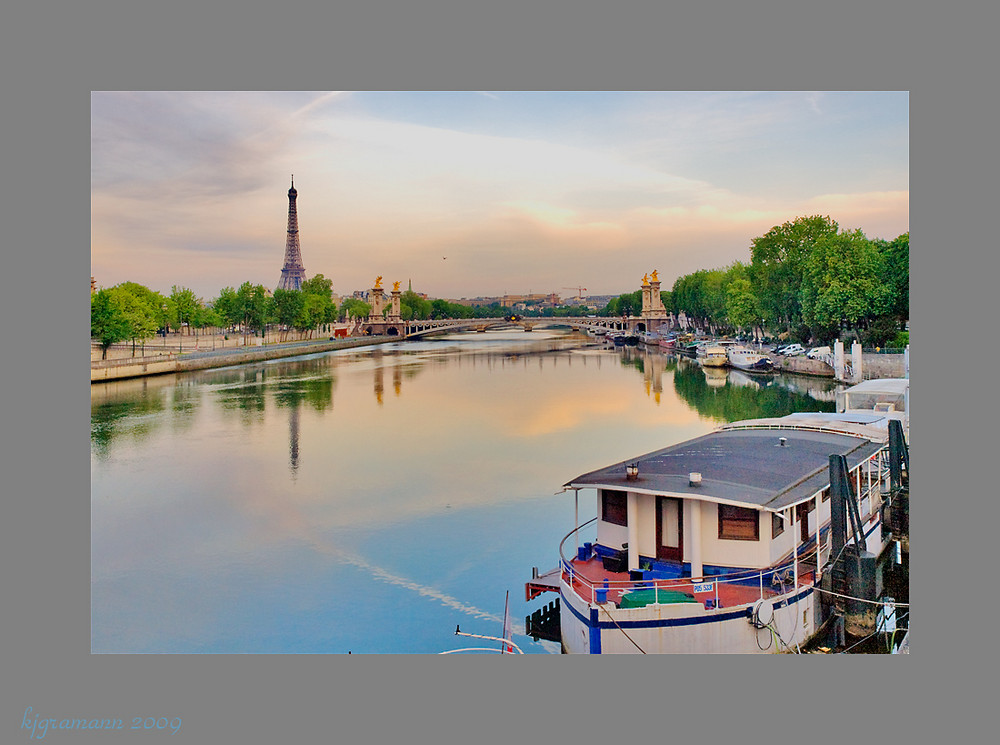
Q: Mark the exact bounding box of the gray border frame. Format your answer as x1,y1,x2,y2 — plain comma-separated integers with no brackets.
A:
4,0,971,742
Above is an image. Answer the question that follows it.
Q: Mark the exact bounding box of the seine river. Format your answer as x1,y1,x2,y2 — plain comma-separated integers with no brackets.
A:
91,329,840,653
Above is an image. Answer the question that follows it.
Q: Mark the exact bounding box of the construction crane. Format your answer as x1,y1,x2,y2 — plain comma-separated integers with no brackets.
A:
562,286,587,300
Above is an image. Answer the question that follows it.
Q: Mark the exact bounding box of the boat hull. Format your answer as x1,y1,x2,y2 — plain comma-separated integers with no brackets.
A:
559,578,817,654
727,348,774,372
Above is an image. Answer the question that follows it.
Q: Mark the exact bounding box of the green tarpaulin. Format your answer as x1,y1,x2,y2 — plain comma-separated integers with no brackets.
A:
618,589,697,608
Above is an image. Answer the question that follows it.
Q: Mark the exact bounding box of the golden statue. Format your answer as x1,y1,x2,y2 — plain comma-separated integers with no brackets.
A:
651,270,659,283
642,273,649,285
392,281,401,292
374,276,383,289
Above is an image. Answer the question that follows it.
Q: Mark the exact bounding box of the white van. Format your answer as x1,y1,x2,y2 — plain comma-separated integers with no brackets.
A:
807,346,831,359
780,343,805,356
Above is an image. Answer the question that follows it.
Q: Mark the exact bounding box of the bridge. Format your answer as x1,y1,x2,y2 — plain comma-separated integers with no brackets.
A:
400,317,642,339
353,271,674,339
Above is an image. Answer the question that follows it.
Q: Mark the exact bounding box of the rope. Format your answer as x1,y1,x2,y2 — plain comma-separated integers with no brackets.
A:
599,604,647,654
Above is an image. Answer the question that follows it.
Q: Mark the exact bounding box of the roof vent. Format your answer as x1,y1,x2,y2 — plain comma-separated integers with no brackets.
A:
689,472,702,487
779,437,787,447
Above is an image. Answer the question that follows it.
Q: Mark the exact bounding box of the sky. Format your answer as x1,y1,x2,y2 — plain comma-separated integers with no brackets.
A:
91,91,908,302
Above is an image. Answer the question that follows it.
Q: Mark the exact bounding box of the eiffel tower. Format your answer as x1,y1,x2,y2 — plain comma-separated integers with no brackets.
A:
277,176,307,291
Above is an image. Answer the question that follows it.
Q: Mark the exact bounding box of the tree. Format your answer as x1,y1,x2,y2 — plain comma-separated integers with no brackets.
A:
91,289,131,359
169,285,201,335
725,277,761,338
108,286,160,355
400,290,431,320
300,274,337,333
233,282,274,341
340,298,371,320
273,288,305,341
876,232,909,328
799,228,894,341
300,273,333,298
213,287,241,331
749,215,839,331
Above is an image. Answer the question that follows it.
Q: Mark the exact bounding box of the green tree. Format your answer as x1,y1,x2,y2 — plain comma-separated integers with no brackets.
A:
749,215,839,331
303,275,337,330
725,276,761,338
273,288,305,341
169,285,201,335
799,228,894,341
213,287,241,331
300,273,334,298
400,290,432,320
91,289,131,359
876,232,909,328
233,282,274,341
340,298,371,321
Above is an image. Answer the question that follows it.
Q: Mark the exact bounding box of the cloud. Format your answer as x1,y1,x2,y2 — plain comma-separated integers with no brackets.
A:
91,92,908,299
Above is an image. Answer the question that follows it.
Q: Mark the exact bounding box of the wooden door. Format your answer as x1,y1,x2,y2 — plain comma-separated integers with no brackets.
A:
656,497,683,562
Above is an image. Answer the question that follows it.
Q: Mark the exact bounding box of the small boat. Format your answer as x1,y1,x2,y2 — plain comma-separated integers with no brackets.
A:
700,344,729,367
726,345,773,372
658,334,677,351
526,379,909,653
837,377,909,441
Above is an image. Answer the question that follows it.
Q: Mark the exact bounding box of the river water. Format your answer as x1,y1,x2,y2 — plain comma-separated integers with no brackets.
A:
91,330,840,653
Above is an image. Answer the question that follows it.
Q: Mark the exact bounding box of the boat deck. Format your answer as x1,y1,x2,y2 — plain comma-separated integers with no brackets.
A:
562,555,815,608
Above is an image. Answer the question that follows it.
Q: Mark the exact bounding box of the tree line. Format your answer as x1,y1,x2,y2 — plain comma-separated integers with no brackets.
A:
91,276,339,358
92,214,908,358
596,215,908,348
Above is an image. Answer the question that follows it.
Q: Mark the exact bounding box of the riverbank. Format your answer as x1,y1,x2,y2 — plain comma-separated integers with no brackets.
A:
771,352,907,380
91,335,396,383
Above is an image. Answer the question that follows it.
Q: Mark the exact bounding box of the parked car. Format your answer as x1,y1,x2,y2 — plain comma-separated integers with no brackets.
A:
779,343,805,356
807,346,832,359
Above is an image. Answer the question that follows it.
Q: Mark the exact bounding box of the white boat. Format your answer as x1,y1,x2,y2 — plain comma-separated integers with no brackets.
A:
526,380,908,653
837,378,908,440
726,345,773,372
700,344,729,367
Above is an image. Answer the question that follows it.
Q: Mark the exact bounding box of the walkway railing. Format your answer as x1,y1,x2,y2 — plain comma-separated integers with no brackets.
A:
556,512,855,610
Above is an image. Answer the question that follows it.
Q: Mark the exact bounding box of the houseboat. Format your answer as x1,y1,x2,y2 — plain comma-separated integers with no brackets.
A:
700,344,729,368
526,380,908,653
726,345,774,372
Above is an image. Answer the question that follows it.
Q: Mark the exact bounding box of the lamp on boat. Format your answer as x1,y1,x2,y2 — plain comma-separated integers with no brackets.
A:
626,462,639,481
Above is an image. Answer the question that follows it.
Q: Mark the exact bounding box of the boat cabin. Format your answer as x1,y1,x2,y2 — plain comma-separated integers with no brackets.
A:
566,425,886,580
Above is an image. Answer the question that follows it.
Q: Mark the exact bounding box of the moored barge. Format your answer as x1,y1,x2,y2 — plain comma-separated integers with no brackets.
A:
527,380,909,653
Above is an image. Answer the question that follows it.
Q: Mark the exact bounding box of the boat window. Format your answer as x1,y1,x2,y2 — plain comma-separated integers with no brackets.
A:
772,512,784,538
601,490,628,526
718,504,759,541
822,488,830,502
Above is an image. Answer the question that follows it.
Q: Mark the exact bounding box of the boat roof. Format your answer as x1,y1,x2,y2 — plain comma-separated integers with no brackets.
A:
565,427,883,512
845,378,908,395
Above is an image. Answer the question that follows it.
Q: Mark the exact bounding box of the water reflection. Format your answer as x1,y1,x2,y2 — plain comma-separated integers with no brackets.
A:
92,330,844,653
672,359,835,422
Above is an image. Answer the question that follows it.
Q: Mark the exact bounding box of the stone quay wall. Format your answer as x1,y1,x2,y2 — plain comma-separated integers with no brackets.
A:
92,336,393,383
